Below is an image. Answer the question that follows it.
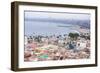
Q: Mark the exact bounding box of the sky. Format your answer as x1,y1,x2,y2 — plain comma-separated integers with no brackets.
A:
25,11,90,21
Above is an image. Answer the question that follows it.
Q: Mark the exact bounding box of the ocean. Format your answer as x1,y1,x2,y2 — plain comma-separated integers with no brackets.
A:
25,21,79,36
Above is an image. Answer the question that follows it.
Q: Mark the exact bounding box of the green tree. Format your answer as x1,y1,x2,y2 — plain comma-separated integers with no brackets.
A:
68,33,79,40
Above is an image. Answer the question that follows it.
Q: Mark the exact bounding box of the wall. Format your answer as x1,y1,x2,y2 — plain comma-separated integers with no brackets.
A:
0,0,99,73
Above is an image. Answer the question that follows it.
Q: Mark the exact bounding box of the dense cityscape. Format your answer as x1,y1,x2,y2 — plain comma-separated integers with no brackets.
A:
24,29,90,61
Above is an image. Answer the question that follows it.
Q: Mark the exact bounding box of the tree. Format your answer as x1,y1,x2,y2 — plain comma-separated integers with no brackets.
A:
68,33,74,39
68,33,79,40
74,33,79,40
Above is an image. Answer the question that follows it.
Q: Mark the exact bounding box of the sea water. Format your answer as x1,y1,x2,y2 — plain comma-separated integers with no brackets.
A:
25,21,79,36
